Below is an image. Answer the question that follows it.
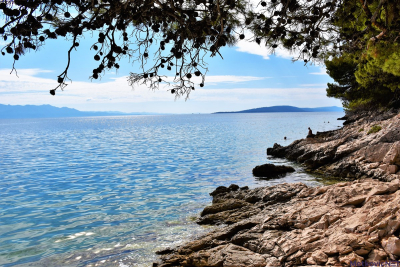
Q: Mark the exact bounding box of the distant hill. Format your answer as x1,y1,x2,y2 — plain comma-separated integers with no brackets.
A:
0,104,159,119
214,105,343,114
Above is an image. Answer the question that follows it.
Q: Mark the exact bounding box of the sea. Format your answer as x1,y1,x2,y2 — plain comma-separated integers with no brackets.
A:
0,112,344,267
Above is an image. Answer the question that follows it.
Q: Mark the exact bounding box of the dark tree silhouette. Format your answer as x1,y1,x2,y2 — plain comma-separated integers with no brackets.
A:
1,0,399,99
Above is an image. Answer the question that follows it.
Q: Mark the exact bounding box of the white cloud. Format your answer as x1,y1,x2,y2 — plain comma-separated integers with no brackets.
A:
205,75,267,83
235,39,296,60
145,74,267,85
0,68,341,113
0,69,266,104
300,83,327,87
236,40,271,60
310,67,328,75
274,47,296,60
0,68,53,83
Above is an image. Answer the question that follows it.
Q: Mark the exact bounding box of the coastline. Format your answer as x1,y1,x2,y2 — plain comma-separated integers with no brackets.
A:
154,109,400,266
267,109,400,182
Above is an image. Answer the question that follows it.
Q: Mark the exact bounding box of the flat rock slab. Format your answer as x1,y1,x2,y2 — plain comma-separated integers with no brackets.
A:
155,179,400,267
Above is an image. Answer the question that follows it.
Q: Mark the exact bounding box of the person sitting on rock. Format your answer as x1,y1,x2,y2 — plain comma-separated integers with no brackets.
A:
307,127,315,138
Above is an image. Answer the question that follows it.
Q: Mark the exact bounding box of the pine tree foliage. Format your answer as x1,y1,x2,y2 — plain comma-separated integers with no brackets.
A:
323,0,400,110
326,52,400,111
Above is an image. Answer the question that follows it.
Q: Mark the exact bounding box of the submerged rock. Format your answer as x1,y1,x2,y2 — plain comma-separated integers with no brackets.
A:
155,179,400,266
252,163,295,178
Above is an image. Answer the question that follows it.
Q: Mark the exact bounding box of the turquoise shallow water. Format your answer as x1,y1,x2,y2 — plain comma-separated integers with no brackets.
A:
0,112,344,266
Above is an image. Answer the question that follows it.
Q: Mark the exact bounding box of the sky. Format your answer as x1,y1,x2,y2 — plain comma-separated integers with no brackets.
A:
0,28,342,114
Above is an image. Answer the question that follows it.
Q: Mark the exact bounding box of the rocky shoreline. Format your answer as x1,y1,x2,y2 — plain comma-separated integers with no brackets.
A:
268,109,400,182
154,110,400,266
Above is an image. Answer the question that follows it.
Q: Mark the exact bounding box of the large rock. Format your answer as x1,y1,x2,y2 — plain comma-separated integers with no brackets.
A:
252,163,295,178
383,141,400,165
382,236,400,257
155,179,400,266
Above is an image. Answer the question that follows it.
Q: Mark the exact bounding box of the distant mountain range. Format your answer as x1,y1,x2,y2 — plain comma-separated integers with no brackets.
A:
214,105,343,114
0,104,344,119
0,104,160,119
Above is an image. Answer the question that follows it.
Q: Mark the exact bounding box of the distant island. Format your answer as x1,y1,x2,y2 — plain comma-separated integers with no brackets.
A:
0,104,161,119
0,104,344,119
214,105,343,114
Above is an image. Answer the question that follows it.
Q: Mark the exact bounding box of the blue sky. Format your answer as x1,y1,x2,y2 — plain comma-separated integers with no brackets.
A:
0,32,342,114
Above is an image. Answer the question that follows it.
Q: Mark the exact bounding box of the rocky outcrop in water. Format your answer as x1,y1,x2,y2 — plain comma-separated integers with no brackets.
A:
252,163,295,179
267,110,400,182
155,178,400,266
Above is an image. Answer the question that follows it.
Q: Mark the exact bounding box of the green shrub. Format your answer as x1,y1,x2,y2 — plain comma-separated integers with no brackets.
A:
358,128,364,132
345,98,374,112
367,125,382,135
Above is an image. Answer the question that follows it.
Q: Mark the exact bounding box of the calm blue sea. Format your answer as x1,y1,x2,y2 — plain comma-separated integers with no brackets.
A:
0,112,344,266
